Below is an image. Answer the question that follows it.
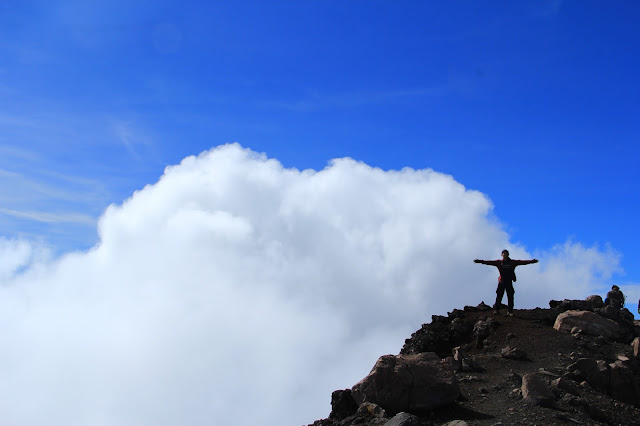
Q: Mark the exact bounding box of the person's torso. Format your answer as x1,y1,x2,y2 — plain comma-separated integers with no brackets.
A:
498,259,515,282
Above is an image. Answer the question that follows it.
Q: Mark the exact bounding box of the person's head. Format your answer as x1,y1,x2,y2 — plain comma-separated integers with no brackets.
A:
612,285,620,291
501,249,510,259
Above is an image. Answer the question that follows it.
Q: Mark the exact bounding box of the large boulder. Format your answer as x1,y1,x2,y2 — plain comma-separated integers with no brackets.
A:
351,353,460,413
566,357,640,406
608,360,640,406
554,310,624,341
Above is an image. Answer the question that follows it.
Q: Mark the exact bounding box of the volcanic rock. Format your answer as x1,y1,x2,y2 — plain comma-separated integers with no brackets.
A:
521,373,555,407
351,353,460,413
309,299,640,426
554,310,624,341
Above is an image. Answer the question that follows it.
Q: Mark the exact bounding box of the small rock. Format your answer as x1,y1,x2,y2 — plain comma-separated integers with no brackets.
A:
554,413,582,424
508,388,522,399
357,402,386,418
452,346,484,372
501,346,528,360
383,412,420,426
551,377,580,396
537,368,560,378
584,404,608,422
459,375,482,383
521,373,555,407
508,370,522,384
560,393,580,406
632,337,640,358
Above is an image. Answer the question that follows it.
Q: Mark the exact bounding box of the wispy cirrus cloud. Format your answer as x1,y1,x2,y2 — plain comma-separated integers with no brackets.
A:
0,207,95,225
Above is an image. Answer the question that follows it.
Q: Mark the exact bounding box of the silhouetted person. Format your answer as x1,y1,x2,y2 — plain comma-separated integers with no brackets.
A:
474,250,538,316
605,285,625,310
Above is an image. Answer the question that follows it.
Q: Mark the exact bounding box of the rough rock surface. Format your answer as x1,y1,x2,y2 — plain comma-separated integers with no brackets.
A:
554,310,624,341
383,412,422,426
521,373,555,407
450,346,484,372
329,389,358,420
351,352,460,413
309,300,640,426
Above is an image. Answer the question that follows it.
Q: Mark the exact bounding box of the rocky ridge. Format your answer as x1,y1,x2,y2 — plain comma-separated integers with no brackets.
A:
308,296,640,426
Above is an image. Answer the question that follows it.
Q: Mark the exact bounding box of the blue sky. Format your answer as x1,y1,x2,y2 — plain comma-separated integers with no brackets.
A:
4,1,638,284
1,2,639,424
2,1,637,254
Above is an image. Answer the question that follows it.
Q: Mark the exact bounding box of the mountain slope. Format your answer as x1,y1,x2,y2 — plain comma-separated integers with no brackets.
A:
308,299,640,426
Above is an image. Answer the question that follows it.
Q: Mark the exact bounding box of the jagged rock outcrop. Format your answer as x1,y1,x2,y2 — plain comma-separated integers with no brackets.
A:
351,353,460,413
329,389,358,420
400,307,479,357
309,296,640,426
566,356,640,406
550,296,604,312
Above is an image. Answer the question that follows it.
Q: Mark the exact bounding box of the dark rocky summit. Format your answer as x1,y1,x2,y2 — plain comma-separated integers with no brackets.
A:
308,297,640,425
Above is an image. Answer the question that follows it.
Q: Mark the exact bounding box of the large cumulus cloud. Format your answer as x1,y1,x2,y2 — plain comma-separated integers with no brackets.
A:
0,143,620,425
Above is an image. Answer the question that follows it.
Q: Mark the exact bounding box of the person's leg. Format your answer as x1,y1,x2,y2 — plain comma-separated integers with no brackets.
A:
494,282,505,313
506,282,515,313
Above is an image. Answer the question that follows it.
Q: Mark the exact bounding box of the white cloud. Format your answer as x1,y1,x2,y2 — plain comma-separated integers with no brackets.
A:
0,143,621,425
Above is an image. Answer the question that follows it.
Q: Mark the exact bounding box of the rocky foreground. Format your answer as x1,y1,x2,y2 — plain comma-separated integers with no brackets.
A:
307,297,640,426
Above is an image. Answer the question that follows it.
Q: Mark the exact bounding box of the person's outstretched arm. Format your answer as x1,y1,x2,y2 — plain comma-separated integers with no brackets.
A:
513,259,539,266
474,259,500,266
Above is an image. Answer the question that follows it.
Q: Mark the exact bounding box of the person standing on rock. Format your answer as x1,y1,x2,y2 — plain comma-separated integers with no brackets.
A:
474,250,538,316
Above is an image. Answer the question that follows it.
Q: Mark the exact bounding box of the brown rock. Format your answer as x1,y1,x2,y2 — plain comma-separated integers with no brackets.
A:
356,402,386,418
501,346,528,360
329,389,358,420
521,373,555,407
384,412,422,426
585,295,604,308
551,377,580,396
567,358,609,392
452,346,484,372
632,337,640,358
351,353,460,413
554,310,624,341
608,360,640,405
